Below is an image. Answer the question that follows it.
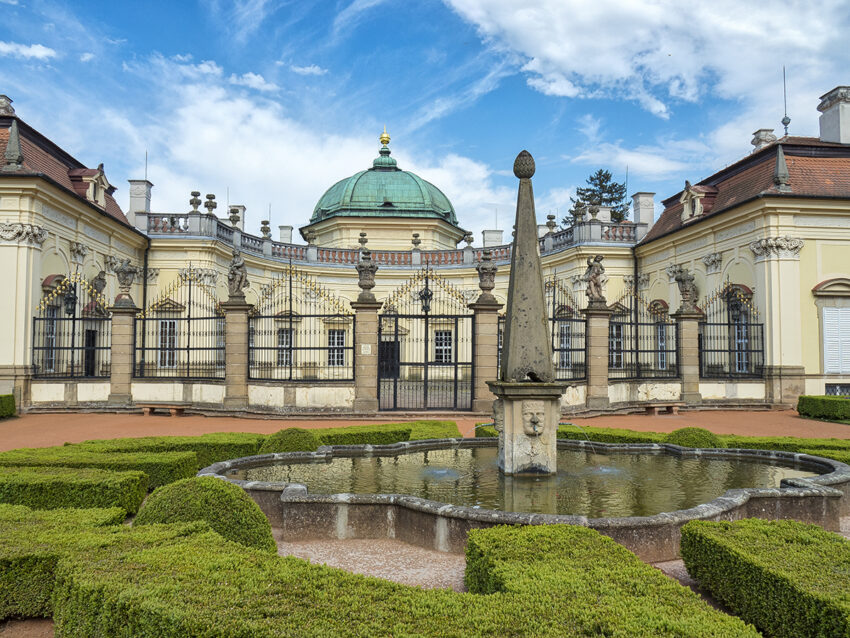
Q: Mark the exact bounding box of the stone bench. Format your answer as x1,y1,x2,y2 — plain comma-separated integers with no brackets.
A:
644,402,684,416
137,403,190,417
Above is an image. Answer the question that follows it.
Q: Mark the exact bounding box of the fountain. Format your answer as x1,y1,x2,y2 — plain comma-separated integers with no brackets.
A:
488,150,566,476
202,152,850,562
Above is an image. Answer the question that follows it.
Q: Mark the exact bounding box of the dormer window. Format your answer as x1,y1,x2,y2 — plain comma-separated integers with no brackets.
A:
679,181,705,223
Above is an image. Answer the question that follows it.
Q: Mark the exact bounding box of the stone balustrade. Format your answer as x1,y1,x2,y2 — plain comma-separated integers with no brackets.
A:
142,211,645,267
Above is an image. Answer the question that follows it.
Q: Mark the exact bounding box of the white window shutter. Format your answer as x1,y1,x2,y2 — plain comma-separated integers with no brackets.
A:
840,308,850,374
823,307,841,373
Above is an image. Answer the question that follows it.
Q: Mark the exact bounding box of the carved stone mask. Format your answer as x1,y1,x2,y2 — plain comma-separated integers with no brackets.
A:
521,400,545,437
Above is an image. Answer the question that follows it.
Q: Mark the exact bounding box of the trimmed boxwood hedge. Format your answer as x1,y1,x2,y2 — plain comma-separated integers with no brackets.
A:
45,522,757,637
134,476,276,553
258,428,320,454
0,504,129,618
665,427,723,449
0,447,196,488
0,466,147,513
71,432,265,468
681,519,850,638
475,422,668,444
797,394,850,421
318,424,411,446
0,394,14,419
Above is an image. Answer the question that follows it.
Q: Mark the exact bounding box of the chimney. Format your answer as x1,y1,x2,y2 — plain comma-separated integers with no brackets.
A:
278,225,293,243
631,192,655,230
482,229,503,247
127,179,153,230
751,128,777,151
818,86,850,144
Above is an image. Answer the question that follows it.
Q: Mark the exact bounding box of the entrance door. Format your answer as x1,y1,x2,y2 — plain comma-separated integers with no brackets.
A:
84,329,97,377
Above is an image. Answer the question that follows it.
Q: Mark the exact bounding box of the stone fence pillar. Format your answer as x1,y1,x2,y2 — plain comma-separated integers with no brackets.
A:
221,297,252,408
469,299,503,412
672,310,702,405
351,300,382,412
582,304,613,410
107,303,137,406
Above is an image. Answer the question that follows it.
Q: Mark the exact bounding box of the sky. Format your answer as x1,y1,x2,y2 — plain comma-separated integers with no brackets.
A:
1,0,849,242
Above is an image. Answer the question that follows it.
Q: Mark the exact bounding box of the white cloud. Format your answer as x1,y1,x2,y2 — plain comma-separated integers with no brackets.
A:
570,137,709,181
80,52,95,62
290,64,328,76
332,0,392,39
229,71,278,92
0,41,57,60
0,0,20,5
444,0,850,123
205,0,282,42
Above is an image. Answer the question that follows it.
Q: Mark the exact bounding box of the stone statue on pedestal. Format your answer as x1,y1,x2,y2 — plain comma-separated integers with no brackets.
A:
228,250,249,298
583,255,606,304
674,268,699,312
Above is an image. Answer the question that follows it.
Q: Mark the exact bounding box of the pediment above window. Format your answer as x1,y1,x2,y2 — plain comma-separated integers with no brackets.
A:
812,278,850,297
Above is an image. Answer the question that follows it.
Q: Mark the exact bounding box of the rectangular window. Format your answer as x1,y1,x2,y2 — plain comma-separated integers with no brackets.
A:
734,319,750,373
158,319,177,368
609,323,624,369
657,323,667,371
557,322,571,369
43,307,57,373
823,307,850,374
328,329,346,367
434,329,453,363
277,327,292,367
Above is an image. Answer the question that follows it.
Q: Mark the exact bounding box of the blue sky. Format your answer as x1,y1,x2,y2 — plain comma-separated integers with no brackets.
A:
1,0,849,240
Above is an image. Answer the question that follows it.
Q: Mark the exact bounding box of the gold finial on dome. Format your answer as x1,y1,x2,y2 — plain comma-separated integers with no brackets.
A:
380,126,390,146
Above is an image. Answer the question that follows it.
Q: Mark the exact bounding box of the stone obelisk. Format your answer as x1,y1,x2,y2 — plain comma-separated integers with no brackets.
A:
487,151,566,475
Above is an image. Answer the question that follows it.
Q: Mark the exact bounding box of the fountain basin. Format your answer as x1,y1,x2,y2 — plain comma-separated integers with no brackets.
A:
199,438,850,562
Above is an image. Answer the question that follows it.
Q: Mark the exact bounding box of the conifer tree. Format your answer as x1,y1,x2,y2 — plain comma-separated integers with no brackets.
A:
562,169,629,225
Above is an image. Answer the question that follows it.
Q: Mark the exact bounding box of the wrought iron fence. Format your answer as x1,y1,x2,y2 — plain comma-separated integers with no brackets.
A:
378,267,473,410
134,268,225,379
608,288,678,380
32,272,111,379
698,282,764,378
545,276,586,380
249,265,354,381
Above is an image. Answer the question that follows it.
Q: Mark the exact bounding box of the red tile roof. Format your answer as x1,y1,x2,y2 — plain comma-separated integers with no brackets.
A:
0,117,129,225
642,137,850,244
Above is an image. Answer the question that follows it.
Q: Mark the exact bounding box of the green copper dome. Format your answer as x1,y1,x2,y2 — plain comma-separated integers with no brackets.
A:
310,134,458,226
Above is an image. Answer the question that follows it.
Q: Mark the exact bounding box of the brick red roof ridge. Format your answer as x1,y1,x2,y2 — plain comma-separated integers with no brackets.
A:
642,138,850,245
0,115,131,226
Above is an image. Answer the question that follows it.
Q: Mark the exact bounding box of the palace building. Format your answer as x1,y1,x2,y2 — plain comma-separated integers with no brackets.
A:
1,87,849,415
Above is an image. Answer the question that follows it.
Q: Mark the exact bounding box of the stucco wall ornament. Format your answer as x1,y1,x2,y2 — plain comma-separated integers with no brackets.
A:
114,259,139,294
69,241,89,264
227,250,249,298
583,255,606,305
666,263,683,282
674,268,699,313
623,273,649,289
749,235,804,261
179,268,217,286
570,274,585,291
0,223,48,245
702,252,722,274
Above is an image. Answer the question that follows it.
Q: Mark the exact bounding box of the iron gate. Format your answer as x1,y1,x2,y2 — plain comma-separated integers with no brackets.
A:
378,268,474,410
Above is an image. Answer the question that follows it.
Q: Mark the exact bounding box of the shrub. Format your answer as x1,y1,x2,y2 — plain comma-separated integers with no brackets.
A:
0,447,196,488
798,448,850,465
258,428,320,454
49,521,758,637
0,466,147,513
0,395,15,419
404,420,461,440
664,427,723,449
559,424,667,444
474,423,498,438
319,424,411,446
0,504,128,619
134,476,276,553
681,519,850,637
797,395,850,421
71,432,264,468
719,434,850,453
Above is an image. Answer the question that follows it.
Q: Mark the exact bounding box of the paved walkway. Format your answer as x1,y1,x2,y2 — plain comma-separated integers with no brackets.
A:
1,409,848,452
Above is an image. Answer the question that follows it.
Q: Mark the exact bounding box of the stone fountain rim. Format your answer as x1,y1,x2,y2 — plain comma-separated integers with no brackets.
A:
198,437,850,528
